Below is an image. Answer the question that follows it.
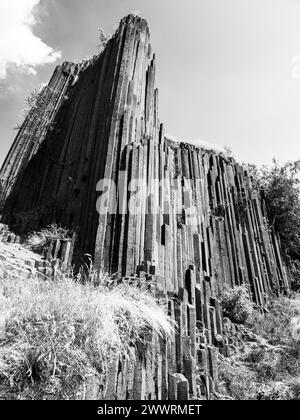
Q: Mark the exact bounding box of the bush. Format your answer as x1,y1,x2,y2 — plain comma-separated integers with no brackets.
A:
218,356,256,400
27,224,71,252
247,160,300,287
254,383,294,400
0,271,175,400
218,294,300,400
248,295,300,381
288,259,300,291
248,295,300,348
220,284,253,324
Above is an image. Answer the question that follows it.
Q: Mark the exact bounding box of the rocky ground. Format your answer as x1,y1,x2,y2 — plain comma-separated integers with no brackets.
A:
0,241,43,279
217,301,300,400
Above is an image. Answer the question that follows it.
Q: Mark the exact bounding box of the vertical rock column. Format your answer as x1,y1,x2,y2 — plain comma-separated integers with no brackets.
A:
0,62,78,207
94,16,160,275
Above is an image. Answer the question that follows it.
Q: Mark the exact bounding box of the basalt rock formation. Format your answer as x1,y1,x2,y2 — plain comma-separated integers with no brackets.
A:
0,62,80,207
0,15,290,399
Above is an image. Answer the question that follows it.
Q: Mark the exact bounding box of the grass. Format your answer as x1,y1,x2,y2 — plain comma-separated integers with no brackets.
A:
217,355,256,400
0,270,175,400
218,294,300,400
26,224,71,252
248,295,300,347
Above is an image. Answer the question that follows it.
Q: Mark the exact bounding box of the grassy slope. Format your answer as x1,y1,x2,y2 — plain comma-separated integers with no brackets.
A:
0,271,174,400
218,295,300,400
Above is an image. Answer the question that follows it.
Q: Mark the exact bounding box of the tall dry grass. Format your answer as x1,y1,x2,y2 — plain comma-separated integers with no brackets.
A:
26,224,71,252
0,270,175,400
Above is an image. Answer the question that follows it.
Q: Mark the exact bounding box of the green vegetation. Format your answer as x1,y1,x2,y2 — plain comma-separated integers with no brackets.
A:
248,160,300,291
97,28,109,53
220,284,253,324
0,270,174,400
218,293,300,400
216,159,300,399
27,224,71,252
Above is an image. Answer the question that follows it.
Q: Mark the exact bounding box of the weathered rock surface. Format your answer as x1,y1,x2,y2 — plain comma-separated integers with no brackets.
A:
0,241,42,278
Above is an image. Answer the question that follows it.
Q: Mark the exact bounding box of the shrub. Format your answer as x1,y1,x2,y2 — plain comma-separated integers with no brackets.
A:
247,160,300,286
288,378,300,400
27,224,71,252
97,28,108,53
220,284,253,324
0,271,175,400
261,161,300,261
288,259,300,291
253,351,282,382
219,294,300,400
255,382,295,400
218,356,256,400
248,295,300,348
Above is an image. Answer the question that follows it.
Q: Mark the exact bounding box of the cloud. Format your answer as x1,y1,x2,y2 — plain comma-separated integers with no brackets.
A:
0,0,61,79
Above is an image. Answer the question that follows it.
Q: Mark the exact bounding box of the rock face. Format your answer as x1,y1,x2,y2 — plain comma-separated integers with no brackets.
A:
0,62,82,207
0,15,290,399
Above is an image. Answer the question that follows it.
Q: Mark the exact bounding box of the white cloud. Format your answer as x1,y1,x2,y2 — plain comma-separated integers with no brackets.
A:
0,0,61,79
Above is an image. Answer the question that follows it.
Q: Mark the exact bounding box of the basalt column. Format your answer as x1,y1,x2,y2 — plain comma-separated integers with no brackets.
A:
2,15,160,271
109,133,289,300
0,62,78,207
93,16,160,273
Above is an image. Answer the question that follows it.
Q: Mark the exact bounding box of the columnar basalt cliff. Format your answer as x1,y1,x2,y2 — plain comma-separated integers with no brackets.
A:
0,62,83,206
0,15,290,399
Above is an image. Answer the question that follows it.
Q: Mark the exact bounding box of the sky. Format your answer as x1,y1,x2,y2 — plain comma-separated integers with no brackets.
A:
1,0,300,167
